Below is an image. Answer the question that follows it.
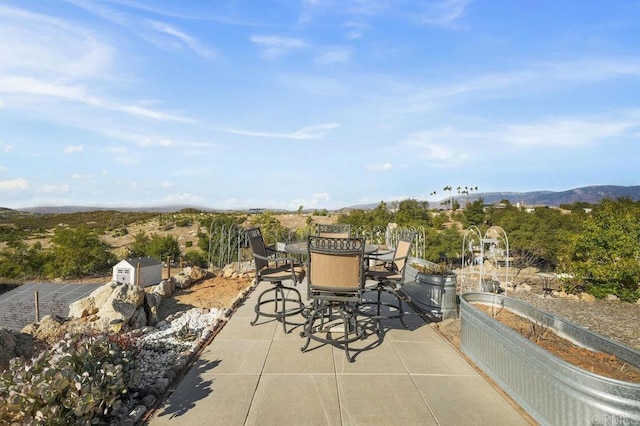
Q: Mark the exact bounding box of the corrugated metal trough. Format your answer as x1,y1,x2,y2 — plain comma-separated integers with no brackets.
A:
400,258,457,320
460,292,640,426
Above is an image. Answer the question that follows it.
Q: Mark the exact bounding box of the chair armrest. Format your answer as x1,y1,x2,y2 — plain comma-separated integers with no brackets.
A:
253,252,298,265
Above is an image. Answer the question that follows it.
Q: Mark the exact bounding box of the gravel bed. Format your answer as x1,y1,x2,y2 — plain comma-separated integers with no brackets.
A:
109,307,228,425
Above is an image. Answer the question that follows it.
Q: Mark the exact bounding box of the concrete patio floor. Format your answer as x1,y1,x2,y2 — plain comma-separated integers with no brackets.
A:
147,279,533,425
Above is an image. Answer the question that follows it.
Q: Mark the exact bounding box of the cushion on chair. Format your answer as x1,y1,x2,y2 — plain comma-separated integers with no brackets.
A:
366,269,402,282
310,252,361,292
260,264,306,282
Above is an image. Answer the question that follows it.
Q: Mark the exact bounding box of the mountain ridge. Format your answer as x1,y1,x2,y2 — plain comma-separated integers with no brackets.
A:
3,185,639,215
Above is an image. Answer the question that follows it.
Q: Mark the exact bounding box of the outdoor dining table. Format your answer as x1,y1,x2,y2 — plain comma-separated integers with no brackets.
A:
283,241,380,256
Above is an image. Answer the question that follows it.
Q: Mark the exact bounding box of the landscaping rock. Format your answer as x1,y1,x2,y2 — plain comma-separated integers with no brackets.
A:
580,293,596,302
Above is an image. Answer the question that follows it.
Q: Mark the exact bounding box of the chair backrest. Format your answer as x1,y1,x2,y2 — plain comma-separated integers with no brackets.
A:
392,231,416,274
246,227,269,272
316,224,351,238
307,236,365,293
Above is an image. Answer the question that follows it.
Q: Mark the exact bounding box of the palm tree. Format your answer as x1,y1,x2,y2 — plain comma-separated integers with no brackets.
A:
443,186,453,210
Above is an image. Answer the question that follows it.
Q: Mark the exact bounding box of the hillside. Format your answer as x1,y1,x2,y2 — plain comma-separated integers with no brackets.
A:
2,185,639,215
349,185,640,210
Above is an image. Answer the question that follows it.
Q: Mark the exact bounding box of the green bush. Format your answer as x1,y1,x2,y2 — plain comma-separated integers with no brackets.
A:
183,249,208,267
0,333,140,424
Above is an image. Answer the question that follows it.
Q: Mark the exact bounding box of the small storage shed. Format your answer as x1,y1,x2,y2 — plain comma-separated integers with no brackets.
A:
112,257,162,287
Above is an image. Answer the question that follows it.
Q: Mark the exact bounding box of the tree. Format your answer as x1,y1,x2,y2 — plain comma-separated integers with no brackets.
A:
0,240,47,279
462,198,485,227
250,211,286,244
395,199,431,226
442,186,453,210
147,234,181,262
129,231,151,257
561,197,640,301
47,226,114,279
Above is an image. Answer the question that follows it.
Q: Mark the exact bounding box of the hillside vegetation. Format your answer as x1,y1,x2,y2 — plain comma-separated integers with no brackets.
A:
1,197,639,302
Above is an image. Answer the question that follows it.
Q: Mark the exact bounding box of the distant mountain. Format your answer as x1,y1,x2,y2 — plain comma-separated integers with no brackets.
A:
18,205,213,214
4,185,640,214
348,185,640,210
475,185,640,206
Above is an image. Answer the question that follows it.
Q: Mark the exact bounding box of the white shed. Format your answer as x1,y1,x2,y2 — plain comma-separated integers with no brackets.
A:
112,257,162,287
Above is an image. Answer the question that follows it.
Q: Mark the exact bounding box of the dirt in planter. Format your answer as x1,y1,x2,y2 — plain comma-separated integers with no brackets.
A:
476,304,640,384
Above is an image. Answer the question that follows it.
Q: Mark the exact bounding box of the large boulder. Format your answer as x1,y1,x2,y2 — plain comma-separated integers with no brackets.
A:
0,328,37,371
153,279,175,297
144,292,162,326
171,273,192,290
185,265,210,282
129,306,148,329
68,281,119,318
95,283,145,330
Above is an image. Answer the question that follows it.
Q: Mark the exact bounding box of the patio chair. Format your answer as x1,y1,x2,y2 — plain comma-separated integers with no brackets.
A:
246,227,306,333
301,236,366,362
316,224,351,238
360,231,415,333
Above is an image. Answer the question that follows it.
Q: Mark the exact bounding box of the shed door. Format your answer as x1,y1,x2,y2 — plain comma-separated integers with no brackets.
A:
117,268,132,284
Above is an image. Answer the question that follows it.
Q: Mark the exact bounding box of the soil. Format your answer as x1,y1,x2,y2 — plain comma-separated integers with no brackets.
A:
475,304,640,383
155,274,251,319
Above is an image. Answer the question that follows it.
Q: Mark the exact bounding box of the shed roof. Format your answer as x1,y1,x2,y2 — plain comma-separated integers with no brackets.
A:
120,257,162,268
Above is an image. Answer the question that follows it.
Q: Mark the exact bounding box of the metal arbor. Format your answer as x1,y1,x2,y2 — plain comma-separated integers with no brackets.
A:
461,225,510,293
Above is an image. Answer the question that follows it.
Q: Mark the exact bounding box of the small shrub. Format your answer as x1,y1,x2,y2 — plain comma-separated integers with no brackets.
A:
0,333,140,424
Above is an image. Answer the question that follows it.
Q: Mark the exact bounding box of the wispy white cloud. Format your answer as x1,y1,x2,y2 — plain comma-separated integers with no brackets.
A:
0,177,29,191
366,162,393,171
138,138,174,147
161,181,173,189
299,0,472,29
250,35,309,60
0,166,7,172
149,20,217,59
403,115,639,162
225,123,339,140
4,146,14,153
316,47,352,65
103,146,139,165
0,77,194,123
64,145,83,153
161,192,205,204
291,192,331,209
414,0,473,28
499,118,639,148
38,184,70,194
403,130,471,167
278,74,350,96
71,173,93,179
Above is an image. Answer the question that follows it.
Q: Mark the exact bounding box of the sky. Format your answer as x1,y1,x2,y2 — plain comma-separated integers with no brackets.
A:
1,1,639,211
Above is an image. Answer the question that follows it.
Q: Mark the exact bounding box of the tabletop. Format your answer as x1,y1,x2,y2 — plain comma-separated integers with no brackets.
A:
284,241,379,255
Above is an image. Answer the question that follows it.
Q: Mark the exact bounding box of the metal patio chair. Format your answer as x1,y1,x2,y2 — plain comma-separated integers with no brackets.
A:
360,231,415,333
246,227,306,333
316,224,351,238
301,236,366,362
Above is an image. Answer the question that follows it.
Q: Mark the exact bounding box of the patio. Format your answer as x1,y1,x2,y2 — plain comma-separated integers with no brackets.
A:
147,278,533,425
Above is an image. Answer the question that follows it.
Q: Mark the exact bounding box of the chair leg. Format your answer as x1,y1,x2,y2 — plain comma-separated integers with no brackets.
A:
359,280,407,332
301,300,365,362
251,281,305,333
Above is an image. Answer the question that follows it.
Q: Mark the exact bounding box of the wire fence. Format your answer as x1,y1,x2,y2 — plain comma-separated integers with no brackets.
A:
207,224,429,269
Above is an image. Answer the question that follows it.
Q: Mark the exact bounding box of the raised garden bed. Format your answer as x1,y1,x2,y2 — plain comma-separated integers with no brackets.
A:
460,292,640,425
400,258,457,320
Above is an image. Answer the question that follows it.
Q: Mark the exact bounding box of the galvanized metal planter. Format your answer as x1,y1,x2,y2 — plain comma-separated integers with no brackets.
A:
400,258,457,320
460,292,640,426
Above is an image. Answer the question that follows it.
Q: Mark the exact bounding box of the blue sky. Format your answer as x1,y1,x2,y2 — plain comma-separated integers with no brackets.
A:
1,1,639,210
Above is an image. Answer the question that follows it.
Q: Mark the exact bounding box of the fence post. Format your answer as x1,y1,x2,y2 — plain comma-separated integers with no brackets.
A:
35,291,40,322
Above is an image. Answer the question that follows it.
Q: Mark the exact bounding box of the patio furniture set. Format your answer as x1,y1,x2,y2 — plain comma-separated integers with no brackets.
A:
246,225,415,362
